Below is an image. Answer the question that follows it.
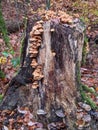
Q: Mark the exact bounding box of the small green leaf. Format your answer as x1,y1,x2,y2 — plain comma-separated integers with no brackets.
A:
10,49,15,55
2,51,9,57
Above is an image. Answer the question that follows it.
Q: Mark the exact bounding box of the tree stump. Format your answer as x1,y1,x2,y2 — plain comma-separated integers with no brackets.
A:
0,11,85,129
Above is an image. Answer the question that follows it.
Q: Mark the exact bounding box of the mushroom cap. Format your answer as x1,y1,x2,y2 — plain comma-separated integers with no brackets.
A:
34,36,42,40
33,65,44,80
29,38,38,42
32,81,39,89
39,29,44,33
55,109,65,118
33,24,43,31
30,42,41,48
29,47,38,52
33,74,44,81
30,59,38,68
36,20,44,24
29,50,38,57
29,44,38,49
29,50,38,54
37,109,47,115
33,30,41,35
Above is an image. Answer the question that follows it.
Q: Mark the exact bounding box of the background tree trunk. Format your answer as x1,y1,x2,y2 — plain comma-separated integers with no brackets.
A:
0,19,85,129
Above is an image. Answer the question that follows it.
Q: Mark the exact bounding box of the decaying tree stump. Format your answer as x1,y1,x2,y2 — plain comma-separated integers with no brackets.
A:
0,11,85,129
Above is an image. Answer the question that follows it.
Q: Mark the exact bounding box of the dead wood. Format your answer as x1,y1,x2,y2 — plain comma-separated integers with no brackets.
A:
0,17,85,129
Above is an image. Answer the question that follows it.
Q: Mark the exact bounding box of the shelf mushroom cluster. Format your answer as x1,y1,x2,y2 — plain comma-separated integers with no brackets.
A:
29,10,74,89
39,10,73,24
29,21,44,89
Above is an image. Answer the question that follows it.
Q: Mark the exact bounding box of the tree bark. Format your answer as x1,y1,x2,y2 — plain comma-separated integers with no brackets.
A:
0,19,85,129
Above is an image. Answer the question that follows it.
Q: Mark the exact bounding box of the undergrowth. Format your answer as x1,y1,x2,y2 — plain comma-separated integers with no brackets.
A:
80,84,98,110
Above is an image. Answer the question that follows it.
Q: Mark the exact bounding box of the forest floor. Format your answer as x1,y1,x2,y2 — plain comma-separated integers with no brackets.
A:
0,0,98,130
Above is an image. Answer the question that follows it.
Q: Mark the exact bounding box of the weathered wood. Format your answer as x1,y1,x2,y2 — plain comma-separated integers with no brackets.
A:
0,19,85,129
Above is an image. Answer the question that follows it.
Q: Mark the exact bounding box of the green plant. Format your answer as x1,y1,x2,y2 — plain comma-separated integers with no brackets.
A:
80,84,98,109
2,51,10,57
2,49,14,56
0,70,5,78
0,94,3,103
80,90,97,109
2,50,20,68
82,84,95,94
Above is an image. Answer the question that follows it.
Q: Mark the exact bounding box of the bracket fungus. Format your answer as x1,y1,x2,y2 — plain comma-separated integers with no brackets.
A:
30,59,38,68
29,50,38,57
33,66,44,81
37,109,47,115
29,21,44,90
29,11,74,90
55,109,65,118
32,81,39,89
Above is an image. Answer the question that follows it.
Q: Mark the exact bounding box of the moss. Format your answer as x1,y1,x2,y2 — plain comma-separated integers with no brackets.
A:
80,90,97,109
81,84,96,94
80,84,98,109
0,94,3,103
